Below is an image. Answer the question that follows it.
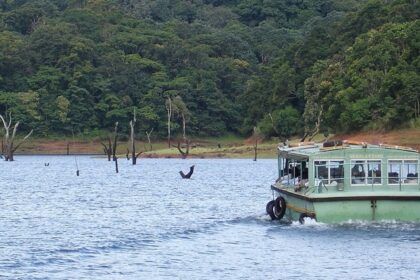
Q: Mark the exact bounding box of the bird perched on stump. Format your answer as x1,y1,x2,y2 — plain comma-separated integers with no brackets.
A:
180,165,195,179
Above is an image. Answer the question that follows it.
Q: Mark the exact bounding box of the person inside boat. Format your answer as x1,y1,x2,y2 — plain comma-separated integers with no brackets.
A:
278,160,306,186
406,173,418,183
351,164,365,184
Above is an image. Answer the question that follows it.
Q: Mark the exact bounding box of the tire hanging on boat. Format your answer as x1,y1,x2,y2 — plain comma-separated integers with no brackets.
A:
266,200,276,220
274,196,286,220
299,213,309,224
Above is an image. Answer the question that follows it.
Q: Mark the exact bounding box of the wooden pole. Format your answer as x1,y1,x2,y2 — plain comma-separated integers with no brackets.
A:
253,126,258,162
130,120,136,165
254,138,258,161
166,97,172,148
112,122,118,161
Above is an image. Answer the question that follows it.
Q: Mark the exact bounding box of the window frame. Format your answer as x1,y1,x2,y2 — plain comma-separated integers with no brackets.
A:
388,159,419,185
350,159,382,186
314,159,344,185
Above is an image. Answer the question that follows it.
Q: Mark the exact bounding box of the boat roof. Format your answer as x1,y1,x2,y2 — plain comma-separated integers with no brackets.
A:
278,141,419,160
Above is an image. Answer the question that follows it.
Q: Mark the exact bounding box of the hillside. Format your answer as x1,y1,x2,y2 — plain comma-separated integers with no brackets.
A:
334,128,420,151
0,0,419,141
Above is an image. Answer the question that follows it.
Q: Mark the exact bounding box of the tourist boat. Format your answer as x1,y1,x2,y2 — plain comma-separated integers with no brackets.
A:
266,141,420,223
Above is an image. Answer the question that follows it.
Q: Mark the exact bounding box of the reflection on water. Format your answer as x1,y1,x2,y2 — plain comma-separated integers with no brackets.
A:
0,156,419,279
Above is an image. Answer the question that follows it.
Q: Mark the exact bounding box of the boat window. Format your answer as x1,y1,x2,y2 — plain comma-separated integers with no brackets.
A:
367,161,382,184
315,161,328,185
278,157,308,185
351,160,366,184
388,160,419,184
404,160,419,184
351,160,382,185
314,160,344,185
278,156,288,178
330,161,344,184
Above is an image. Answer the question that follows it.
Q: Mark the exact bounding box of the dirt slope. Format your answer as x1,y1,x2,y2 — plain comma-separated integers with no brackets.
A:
332,129,420,150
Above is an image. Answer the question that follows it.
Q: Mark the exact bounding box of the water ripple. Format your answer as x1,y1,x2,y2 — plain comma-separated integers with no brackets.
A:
0,157,419,279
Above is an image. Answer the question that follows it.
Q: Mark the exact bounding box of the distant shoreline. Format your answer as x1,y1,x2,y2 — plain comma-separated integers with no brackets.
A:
8,129,420,160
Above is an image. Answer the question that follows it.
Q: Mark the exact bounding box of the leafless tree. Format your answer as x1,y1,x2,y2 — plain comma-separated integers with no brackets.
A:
0,113,33,161
172,96,189,141
268,113,279,136
173,140,190,159
129,109,143,165
308,107,323,141
100,122,118,161
145,128,154,151
165,97,172,148
129,120,142,164
100,137,113,161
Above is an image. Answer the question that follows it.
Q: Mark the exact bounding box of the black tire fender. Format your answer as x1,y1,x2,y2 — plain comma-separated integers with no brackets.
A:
299,213,316,224
274,196,286,219
266,200,276,220
299,213,308,224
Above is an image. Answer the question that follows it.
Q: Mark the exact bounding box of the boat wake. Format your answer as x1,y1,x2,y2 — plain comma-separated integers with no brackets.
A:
336,219,420,231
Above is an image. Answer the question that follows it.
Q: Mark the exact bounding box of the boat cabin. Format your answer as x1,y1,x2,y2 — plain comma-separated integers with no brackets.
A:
277,141,420,193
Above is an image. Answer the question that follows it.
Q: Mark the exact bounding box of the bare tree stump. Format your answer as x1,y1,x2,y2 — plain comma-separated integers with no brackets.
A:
180,165,195,179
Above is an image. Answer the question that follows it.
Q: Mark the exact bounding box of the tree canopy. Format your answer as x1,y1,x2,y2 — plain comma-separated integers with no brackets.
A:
0,0,418,138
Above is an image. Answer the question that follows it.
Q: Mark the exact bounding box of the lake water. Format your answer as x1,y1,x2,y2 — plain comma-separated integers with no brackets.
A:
1,156,419,279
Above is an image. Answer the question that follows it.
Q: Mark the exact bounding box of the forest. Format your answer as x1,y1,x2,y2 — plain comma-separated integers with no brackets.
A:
0,0,419,140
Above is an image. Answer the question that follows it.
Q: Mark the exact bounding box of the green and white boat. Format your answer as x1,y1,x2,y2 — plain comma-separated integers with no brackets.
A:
266,141,420,223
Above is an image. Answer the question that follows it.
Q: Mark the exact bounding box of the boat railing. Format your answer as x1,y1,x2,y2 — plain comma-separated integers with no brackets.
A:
277,175,419,194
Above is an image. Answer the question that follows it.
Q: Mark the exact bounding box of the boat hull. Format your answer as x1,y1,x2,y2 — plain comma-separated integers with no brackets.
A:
272,186,420,223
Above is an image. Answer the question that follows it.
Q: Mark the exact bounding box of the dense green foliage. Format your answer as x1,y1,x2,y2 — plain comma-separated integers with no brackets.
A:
0,0,418,139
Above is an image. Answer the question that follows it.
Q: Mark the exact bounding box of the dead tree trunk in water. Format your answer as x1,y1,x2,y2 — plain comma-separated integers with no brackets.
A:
253,138,258,161
112,122,118,161
129,109,143,165
129,119,141,165
252,126,260,162
0,113,33,161
180,165,195,179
